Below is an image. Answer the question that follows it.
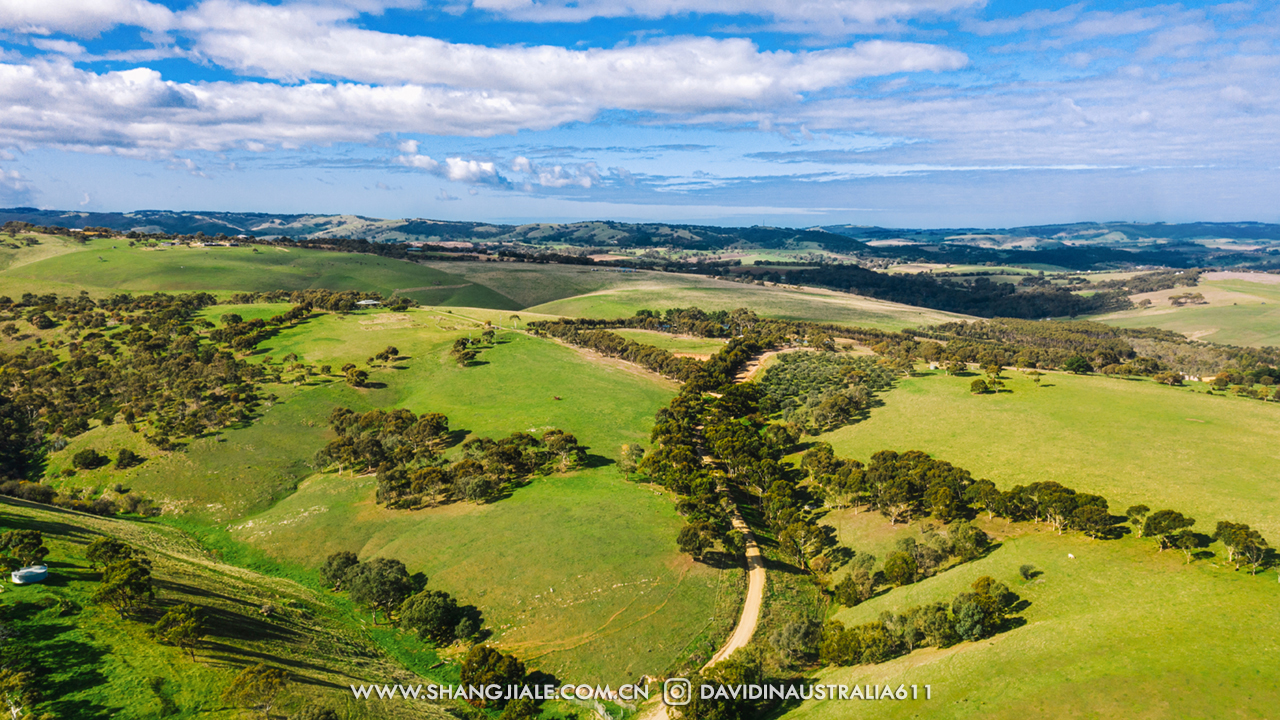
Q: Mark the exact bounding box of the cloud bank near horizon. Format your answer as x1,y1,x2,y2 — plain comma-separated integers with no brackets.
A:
0,0,1276,226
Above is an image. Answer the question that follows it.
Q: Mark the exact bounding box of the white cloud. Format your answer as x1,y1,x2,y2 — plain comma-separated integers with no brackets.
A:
30,39,87,57
172,1,967,111
465,0,983,30
436,188,460,200
442,157,499,183
395,153,504,184
398,139,419,154
0,166,34,205
0,0,173,37
963,3,1082,36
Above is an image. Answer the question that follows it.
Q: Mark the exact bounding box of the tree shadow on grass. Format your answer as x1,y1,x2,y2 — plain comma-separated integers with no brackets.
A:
198,642,351,688
26,621,116,719
582,453,613,470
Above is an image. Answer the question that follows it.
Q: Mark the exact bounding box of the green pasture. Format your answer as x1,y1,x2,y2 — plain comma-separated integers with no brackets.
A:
0,499,448,720
528,278,968,330
230,470,736,685
785,528,1280,720
0,237,516,307
1098,279,1280,347
813,368,1280,539
420,261,651,308
612,329,731,355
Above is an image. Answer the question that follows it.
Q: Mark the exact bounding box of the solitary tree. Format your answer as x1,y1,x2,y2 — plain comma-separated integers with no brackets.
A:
969,379,989,394
883,551,918,586
92,558,155,618
617,444,644,481
86,537,145,571
399,589,462,644
1062,356,1093,374
320,551,359,590
460,645,525,709
677,522,713,561
0,530,48,569
148,604,207,660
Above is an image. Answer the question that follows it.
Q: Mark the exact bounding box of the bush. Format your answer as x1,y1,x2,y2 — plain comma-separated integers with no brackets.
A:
72,449,109,469
969,378,989,394
1019,564,1037,580
116,448,143,469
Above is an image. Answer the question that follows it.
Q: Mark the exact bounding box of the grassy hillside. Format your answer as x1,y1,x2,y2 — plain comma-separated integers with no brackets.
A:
784,526,1280,720
812,367,1280,539
527,278,968,331
0,498,451,720
38,304,732,685
1095,276,1280,347
0,235,518,308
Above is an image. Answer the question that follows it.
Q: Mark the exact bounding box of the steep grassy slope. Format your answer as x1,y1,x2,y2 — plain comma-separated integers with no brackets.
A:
0,498,451,720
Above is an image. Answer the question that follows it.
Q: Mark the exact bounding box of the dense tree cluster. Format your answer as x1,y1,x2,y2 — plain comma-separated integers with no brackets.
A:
913,317,1280,379
738,264,1131,319
0,292,301,460
757,353,896,433
315,407,588,508
320,549,485,643
225,288,395,312
802,446,978,525
821,576,1021,668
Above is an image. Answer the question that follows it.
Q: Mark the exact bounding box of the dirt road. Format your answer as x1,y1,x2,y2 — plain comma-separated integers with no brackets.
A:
703,509,765,668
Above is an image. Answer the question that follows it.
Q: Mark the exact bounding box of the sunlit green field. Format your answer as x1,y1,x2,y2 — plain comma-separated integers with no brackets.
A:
38,304,729,684
786,528,1280,720
612,328,731,355
815,368,1280,538
0,499,448,720
528,279,969,330
0,236,516,307
1098,278,1280,347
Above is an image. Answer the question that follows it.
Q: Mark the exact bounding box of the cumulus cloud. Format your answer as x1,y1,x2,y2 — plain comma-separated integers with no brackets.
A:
172,2,967,111
395,153,505,184
436,188,460,200
0,0,174,37
509,156,601,188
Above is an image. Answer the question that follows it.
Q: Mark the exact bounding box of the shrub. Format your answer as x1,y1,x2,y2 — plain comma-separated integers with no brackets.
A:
72,449,109,469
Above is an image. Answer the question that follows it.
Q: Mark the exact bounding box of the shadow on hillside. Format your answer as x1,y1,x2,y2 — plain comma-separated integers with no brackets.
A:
20,620,115,719
0,498,104,542
582,453,613,469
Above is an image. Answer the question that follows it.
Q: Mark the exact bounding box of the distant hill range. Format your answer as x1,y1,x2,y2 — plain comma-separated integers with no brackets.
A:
4,207,1279,270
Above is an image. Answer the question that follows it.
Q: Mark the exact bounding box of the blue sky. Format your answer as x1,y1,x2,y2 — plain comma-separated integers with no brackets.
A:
0,0,1277,227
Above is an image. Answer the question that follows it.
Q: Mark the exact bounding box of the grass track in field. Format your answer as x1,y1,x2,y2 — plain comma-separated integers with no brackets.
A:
231,470,733,685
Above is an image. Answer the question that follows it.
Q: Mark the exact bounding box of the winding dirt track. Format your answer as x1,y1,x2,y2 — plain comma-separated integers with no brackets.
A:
703,509,766,668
